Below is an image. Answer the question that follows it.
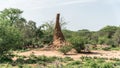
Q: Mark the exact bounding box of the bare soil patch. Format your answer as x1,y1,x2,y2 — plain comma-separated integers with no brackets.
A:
18,49,120,60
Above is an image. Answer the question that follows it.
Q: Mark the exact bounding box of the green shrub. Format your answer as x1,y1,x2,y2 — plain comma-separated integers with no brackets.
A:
88,62,99,68
96,58,105,63
110,58,120,61
15,57,25,64
36,55,56,63
25,59,36,64
0,54,13,63
110,47,120,51
100,62,113,68
67,60,81,65
80,56,92,61
58,45,72,55
0,22,23,55
63,57,73,61
102,47,111,51
18,64,23,68
68,37,86,53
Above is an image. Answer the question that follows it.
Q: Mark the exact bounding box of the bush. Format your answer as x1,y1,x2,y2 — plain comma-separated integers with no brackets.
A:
15,57,25,64
102,47,111,51
68,37,86,53
0,22,23,55
80,56,92,61
58,45,72,55
0,54,13,63
100,62,113,68
63,57,73,61
67,60,81,65
81,56,114,68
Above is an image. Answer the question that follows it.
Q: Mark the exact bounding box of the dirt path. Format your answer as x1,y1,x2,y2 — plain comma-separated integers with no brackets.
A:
18,49,120,60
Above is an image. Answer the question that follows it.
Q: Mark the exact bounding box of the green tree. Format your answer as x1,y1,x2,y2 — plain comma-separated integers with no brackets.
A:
78,29,91,37
98,26,118,38
0,22,22,55
77,29,92,43
113,28,120,46
63,30,76,39
0,8,43,48
90,32,98,45
0,8,23,25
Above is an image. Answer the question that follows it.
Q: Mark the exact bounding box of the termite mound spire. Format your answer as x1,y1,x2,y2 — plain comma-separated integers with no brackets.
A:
52,13,66,49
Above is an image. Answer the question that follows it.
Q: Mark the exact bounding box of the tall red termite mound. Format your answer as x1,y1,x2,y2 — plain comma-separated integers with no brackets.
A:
52,13,67,49
41,13,69,50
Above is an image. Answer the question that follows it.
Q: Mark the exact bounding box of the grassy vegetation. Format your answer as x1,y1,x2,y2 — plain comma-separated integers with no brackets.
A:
92,46,120,51
0,54,120,68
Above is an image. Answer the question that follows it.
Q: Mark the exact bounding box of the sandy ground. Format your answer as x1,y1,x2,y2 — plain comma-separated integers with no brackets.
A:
18,49,120,60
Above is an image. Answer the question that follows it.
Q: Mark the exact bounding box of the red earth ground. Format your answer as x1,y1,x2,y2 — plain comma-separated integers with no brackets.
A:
16,49,120,60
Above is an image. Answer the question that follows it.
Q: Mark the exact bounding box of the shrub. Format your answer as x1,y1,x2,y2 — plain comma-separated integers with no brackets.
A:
36,55,57,63
102,47,111,51
58,45,72,55
63,57,73,61
15,57,25,64
80,56,92,61
100,62,113,68
67,60,81,65
0,22,23,55
110,58,120,61
68,37,86,53
0,54,13,63
18,64,23,68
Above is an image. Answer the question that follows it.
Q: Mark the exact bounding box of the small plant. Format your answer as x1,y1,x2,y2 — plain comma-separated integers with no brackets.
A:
80,56,92,61
58,45,72,55
102,47,111,51
63,57,73,61
100,62,113,68
67,60,81,65
0,54,13,63
15,57,25,64
18,64,23,68
110,58,120,61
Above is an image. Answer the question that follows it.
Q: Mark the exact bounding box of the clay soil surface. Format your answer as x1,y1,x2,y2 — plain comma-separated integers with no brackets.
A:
18,49,120,60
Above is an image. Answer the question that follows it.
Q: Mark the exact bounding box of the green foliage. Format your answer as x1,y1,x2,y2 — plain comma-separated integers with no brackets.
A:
69,37,86,53
67,60,81,65
1,55,120,68
0,22,23,55
81,57,113,68
0,8,23,25
63,57,73,61
90,32,98,45
0,54,13,63
78,29,92,40
100,62,113,68
102,47,111,51
113,28,120,46
98,37,107,44
0,8,45,49
59,45,72,55
98,26,118,38
63,29,76,40
105,39,115,47
101,47,120,51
